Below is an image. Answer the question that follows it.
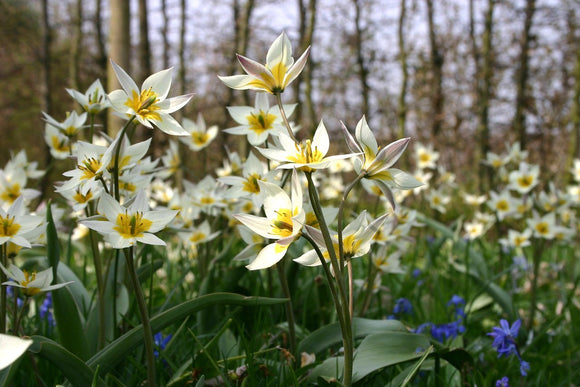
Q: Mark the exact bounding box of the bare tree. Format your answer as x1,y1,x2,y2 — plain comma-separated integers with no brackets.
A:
426,0,444,142
572,9,580,160
397,0,408,140
161,0,170,69
513,0,536,149
107,0,131,135
138,0,152,83
352,0,370,117
477,0,495,190
69,0,82,96
294,0,317,131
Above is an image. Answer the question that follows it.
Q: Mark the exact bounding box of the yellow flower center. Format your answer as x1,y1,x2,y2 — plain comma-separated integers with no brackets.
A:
191,132,209,146
125,88,161,121
288,140,324,171
246,111,276,135
0,215,21,237
200,196,215,205
496,200,509,211
342,234,362,258
189,231,206,243
535,222,549,235
517,175,534,189
242,174,261,194
72,188,93,204
79,158,103,180
271,209,294,238
113,211,153,239
51,136,70,153
419,152,431,163
0,183,21,204
21,270,41,296
514,236,527,246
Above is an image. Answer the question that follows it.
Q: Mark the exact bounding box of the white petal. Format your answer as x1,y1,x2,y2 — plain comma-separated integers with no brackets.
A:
111,60,139,97
0,334,32,371
246,242,287,270
142,67,173,101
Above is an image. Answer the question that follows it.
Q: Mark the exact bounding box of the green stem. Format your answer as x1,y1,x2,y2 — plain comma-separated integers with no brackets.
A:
86,204,105,349
125,245,156,386
304,172,353,386
13,295,30,335
528,238,545,331
337,173,365,320
301,232,345,334
0,244,7,333
275,93,298,143
275,259,296,362
113,116,136,201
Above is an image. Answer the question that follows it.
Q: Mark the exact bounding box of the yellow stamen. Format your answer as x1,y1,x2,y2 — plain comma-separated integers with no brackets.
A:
113,211,153,239
125,87,161,121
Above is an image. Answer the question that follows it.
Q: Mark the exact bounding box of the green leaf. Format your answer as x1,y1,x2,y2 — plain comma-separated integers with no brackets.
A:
399,345,433,386
52,283,91,360
28,336,106,387
307,331,430,383
87,293,287,376
439,348,473,373
298,317,408,355
352,332,431,382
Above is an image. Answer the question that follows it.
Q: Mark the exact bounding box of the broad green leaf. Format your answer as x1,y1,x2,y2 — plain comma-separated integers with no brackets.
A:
0,356,24,387
306,331,430,383
52,283,91,360
28,336,106,387
46,201,91,360
298,317,407,355
352,332,431,382
87,293,287,376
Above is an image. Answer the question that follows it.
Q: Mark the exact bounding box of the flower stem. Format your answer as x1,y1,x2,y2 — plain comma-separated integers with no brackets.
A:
337,173,365,320
304,172,353,386
86,204,105,349
125,245,156,386
528,239,544,331
275,93,298,143
275,259,297,363
0,244,7,333
113,116,136,201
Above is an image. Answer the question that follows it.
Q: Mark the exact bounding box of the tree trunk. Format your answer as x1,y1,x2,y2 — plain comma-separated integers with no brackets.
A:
69,0,82,97
477,0,495,191
426,0,444,142
397,0,408,140
353,0,370,117
161,0,170,69
571,14,580,160
513,0,536,150
294,0,317,131
138,0,152,83
107,0,131,136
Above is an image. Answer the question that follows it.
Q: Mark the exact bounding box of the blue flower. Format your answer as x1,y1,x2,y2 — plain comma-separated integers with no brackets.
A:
488,319,530,377
154,332,172,358
39,293,55,327
519,360,530,376
393,298,413,316
495,376,509,387
488,319,520,357
447,295,466,319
